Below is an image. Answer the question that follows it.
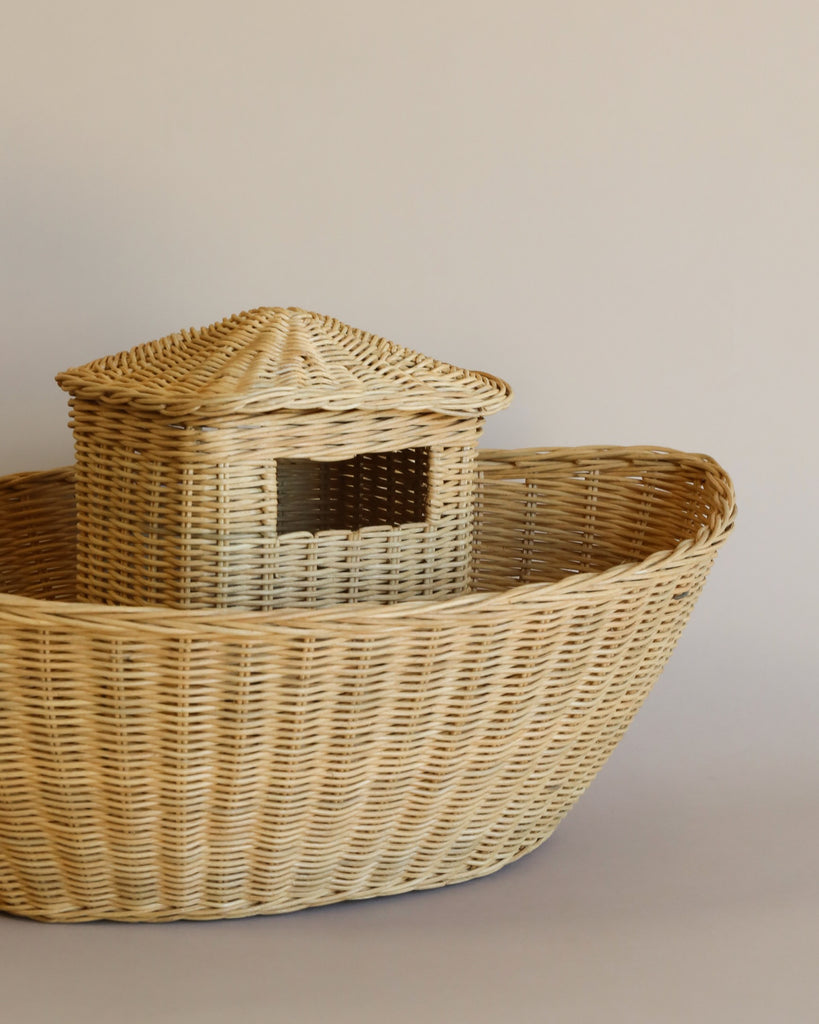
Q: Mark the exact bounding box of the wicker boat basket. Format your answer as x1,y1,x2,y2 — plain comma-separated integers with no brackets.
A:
0,445,735,922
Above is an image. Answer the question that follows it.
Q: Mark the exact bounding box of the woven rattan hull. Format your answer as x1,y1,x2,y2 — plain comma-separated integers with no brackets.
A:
0,447,734,922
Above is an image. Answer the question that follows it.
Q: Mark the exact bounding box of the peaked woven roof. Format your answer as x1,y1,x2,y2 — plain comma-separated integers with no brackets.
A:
56,307,512,418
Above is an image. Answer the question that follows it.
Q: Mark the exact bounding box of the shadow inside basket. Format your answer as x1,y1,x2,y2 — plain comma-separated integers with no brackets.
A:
0,447,733,607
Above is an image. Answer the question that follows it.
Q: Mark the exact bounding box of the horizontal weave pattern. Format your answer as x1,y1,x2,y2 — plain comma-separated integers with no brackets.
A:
69,404,482,608
0,447,735,922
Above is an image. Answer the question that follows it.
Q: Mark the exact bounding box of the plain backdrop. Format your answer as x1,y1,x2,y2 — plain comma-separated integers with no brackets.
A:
1,2,817,1022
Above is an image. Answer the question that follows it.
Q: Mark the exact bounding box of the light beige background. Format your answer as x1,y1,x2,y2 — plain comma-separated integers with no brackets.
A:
1,2,817,1021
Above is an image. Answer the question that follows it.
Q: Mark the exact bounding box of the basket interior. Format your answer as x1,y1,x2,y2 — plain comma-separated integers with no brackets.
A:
472,448,724,592
0,449,729,605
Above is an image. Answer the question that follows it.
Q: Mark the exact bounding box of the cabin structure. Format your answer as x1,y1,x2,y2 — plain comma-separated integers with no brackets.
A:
56,306,512,609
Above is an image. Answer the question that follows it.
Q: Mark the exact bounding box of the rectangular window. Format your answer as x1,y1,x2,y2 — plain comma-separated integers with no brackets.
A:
277,448,430,534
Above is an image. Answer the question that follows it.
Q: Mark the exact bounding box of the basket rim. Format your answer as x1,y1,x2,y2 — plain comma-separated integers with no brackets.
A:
0,445,736,631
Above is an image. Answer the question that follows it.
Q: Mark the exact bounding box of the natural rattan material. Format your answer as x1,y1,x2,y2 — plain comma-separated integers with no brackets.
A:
0,447,735,923
68,404,482,608
55,307,512,417
57,308,511,610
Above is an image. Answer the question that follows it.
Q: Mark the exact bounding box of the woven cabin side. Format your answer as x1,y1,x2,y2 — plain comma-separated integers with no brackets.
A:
68,399,483,608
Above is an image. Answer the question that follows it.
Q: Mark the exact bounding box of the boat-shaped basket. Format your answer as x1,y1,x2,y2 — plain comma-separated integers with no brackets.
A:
0,445,735,922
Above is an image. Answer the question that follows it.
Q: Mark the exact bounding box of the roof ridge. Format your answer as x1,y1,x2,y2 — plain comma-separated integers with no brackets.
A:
56,306,513,418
